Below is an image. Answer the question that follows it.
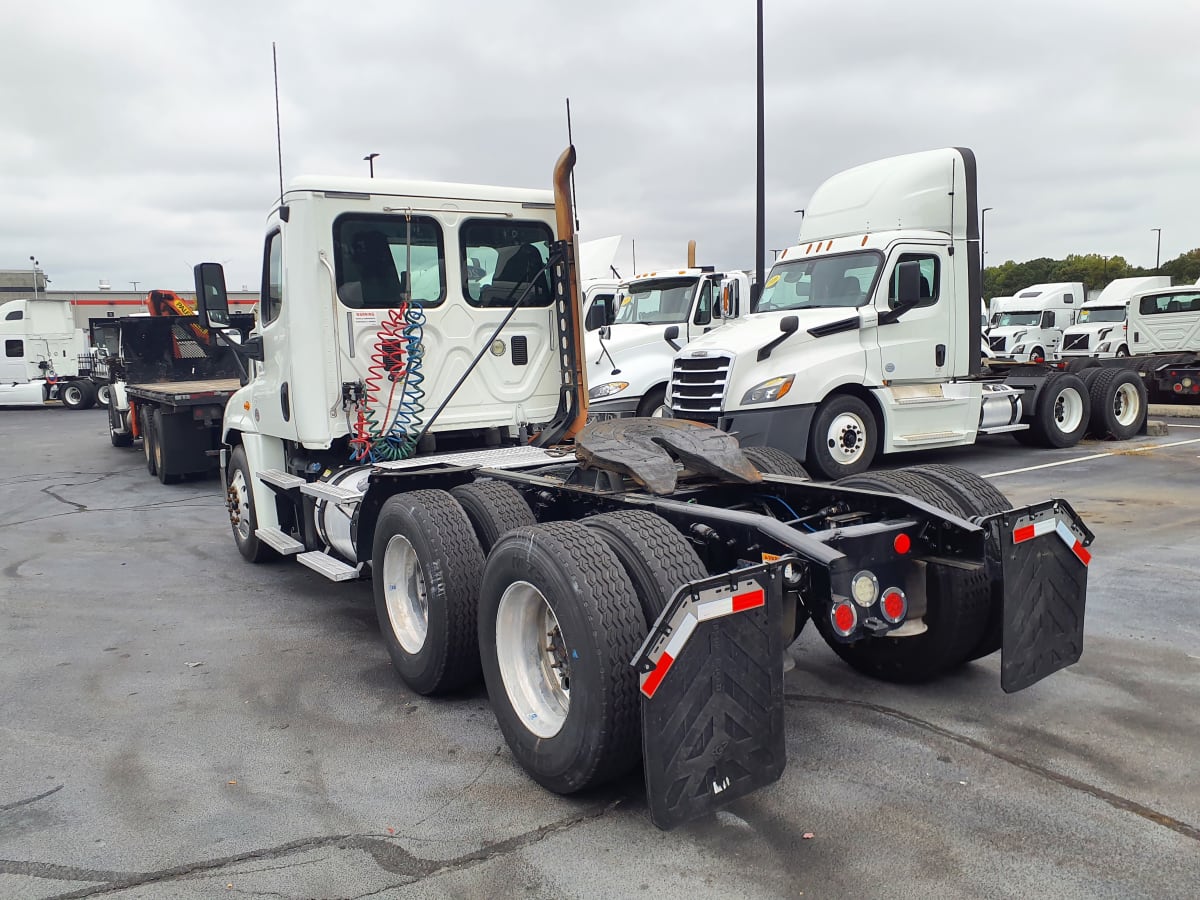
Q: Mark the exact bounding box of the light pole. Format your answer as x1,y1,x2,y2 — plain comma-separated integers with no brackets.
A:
363,152,379,178
1151,228,1162,273
130,281,140,292
29,256,40,299
980,207,994,270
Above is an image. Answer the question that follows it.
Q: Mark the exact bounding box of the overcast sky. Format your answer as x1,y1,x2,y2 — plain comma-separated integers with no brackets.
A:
2,0,1197,293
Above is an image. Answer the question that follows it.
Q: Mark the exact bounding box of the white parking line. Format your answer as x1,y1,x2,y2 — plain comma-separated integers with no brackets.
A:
984,437,1200,478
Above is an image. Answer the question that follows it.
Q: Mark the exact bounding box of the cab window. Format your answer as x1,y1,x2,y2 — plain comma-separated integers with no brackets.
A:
333,214,446,308
693,280,712,326
261,231,283,325
887,253,940,309
461,219,554,308
5,339,23,357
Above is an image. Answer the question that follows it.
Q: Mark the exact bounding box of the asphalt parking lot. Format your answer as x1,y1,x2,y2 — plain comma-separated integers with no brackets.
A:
2,408,1198,899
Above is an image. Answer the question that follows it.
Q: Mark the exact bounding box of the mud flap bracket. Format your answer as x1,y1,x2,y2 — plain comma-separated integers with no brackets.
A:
631,562,787,830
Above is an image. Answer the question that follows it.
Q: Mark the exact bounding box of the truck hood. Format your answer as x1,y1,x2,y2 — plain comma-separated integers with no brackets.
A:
585,323,676,373
1063,322,1120,336
680,308,863,358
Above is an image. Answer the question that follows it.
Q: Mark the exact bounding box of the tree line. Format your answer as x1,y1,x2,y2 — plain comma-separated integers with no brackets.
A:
983,249,1200,300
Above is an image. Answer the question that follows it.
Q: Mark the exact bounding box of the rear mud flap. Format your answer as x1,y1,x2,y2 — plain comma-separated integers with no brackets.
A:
631,563,786,830
985,501,1092,693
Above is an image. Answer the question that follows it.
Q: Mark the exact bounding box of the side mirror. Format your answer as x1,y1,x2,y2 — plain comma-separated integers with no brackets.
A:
719,272,750,318
604,296,616,326
663,324,681,351
780,315,799,334
599,325,611,340
585,302,606,331
194,262,230,331
895,260,922,308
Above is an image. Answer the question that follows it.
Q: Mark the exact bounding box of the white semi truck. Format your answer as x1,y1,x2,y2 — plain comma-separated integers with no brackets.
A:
1060,276,1171,359
666,148,1149,480
986,283,1083,362
0,298,104,409
586,244,738,419
193,147,1096,830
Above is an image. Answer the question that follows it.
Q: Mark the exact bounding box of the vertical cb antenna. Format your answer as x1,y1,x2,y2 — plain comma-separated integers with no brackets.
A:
273,42,285,207
565,98,579,232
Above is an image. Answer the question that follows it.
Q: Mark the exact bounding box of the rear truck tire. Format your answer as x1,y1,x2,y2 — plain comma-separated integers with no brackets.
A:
372,489,486,696
741,445,811,480
108,406,132,447
95,383,111,409
479,521,645,794
1087,367,1147,441
904,464,1012,661
819,470,991,682
635,385,668,418
141,407,157,476
1079,366,1106,389
225,445,275,563
59,380,96,410
584,510,708,625
1015,372,1090,448
807,394,878,480
450,480,536,553
153,409,182,484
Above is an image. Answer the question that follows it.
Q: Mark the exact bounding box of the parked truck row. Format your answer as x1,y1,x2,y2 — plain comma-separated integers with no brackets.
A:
160,145,1099,829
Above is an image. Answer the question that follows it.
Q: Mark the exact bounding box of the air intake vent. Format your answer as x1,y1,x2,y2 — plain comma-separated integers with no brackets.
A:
511,335,529,365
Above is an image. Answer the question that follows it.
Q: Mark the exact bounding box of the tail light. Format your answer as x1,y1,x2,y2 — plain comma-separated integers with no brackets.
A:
880,588,907,624
831,601,857,637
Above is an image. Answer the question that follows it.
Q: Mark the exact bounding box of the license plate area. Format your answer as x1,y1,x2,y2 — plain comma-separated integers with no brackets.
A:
985,501,1091,693
631,563,786,829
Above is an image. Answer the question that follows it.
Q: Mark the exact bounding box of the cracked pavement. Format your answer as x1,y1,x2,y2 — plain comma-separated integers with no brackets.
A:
1,407,1198,898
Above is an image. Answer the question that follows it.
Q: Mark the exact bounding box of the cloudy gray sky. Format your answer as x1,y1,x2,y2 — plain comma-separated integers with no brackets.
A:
2,0,1197,292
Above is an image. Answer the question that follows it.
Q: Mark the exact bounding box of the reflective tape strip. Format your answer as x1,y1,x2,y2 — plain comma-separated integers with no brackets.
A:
1055,519,1091,566
1013,518,1056,544
642,613,697,698
640,652,674,699
696,588,765,621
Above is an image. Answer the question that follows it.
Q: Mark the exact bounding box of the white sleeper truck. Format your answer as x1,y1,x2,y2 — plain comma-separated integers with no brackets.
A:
195,147,1097,830
1060,276,1171,360
0,298,104,409
666,148,1149,480
985,282,1082,362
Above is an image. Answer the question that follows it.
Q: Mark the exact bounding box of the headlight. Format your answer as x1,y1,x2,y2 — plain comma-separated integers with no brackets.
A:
741,375,794,405
588,382,629,399
1013,344,1026,353
1098,342,1111,352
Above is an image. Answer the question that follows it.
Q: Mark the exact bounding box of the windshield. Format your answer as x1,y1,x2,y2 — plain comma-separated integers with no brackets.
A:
614,277,697,325
1077,306,1125,324
996,311,1041,327
754,252,882,312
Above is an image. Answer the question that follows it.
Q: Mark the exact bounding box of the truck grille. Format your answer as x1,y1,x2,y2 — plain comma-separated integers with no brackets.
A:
989,335,1007,352
670,354,732,416
1062,333,1089,352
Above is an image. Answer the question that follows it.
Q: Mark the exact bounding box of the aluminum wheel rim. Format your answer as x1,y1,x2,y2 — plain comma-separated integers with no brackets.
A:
495,580,569,739
97,385,110,405
1053,387,1084,433
383,534,429,655
1113,382,1140,427
650,404,668,418
229,469,252,541
827,411,867,464
63,385,82,405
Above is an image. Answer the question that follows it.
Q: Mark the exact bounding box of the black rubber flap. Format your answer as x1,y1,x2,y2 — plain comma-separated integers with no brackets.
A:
988,501,1090,693
633,564,786,829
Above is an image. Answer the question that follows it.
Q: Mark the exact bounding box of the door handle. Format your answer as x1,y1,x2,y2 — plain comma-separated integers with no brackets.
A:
281,381,291,421
935,344,946,366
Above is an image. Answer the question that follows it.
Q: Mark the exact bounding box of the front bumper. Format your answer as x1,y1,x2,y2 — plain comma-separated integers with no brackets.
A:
711,403,818,460
585,396,642,422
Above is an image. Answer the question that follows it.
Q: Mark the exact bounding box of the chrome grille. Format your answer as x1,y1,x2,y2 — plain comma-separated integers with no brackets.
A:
670,353,732,415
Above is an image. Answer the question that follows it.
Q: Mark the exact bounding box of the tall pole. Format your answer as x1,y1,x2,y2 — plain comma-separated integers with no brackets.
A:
364,152,379,178
980,207,993,272
754,0,765,301
29,256,39,299
1151,228,1162,273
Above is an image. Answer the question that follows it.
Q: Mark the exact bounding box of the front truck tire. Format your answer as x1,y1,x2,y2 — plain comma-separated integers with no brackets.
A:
141,407,157,475
226,445,275,563
821,470,991,682
108,404,132,447
479,522,645,794
806,394,879,480
1015,372,1090,448
1087,368,1146,440
96,383,111,409
153,409,182,484
584,510,708,625
741,445,811,480
372,489,486,696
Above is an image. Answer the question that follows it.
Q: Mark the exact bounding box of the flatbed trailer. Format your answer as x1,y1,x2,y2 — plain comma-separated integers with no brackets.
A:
105,314,254,483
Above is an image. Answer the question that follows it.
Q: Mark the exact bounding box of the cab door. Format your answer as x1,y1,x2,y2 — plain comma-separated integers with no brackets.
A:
686,276,718,341
875,246,953,383
249,228,298,440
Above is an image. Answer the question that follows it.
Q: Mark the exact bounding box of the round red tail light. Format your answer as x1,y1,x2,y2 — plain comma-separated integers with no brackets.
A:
893,533,911,555
831,601,857,637
881,588,907,624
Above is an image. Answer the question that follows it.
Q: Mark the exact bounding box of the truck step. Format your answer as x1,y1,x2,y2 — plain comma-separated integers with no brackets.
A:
977,423,1028,436
299,481,363,504
255,527,304,555
258,468,306,490
296,551,360,582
